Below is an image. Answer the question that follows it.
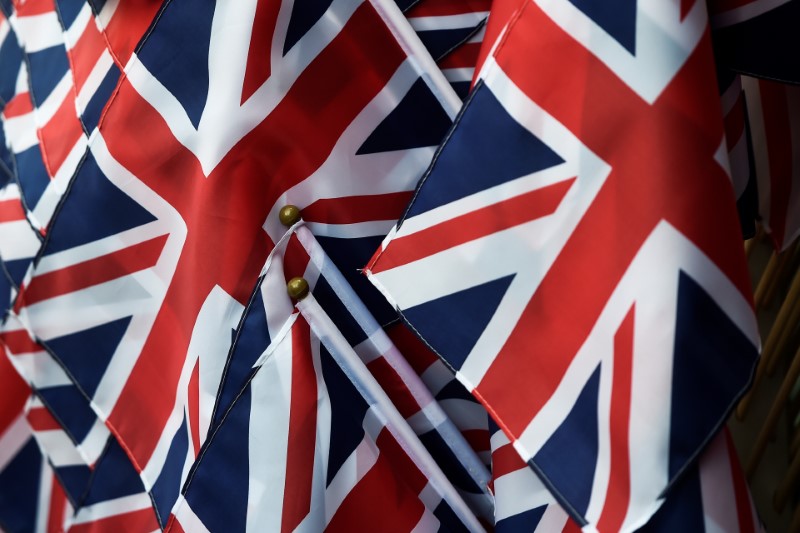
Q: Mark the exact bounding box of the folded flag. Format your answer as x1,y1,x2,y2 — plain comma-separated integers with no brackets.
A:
741,75,800,251
6,0,461,515
0,345,62,533
709,0,800,84
171,292,483,532
489,422,763,532
210,223,494,524
366,0,760,529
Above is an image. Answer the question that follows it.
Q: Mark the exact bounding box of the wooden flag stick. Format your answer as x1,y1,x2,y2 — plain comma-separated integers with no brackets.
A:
767,297,800,376
745,224,764,258
775,442,800,512
746,343,800,479
791,425,800,458
737,264,800,419
792,502,800,533
755,250,792,310
763,243,799,310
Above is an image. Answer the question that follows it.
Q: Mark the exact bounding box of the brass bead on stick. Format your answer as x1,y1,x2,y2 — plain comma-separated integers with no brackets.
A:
279,205,302,227
287,277,310,301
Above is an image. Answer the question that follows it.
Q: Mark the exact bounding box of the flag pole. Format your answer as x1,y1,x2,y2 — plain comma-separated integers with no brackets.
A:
774,443,800,512
738,268,800,419
745,343,800,479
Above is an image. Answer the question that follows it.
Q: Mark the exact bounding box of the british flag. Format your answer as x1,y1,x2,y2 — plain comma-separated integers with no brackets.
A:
402,0,490,99
366,0,760,529
4,0,464,527
209,223,494,524
489,421,763,532
741,76,800,251
170,291,484,532
0,326,161,532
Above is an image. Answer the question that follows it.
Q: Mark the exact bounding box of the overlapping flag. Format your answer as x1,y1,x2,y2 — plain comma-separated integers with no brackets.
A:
0,0,791,530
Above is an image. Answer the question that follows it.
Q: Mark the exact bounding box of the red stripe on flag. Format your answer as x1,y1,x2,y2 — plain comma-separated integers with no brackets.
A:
68,507,160,533
38,94,85,177
3,92,34,118
241,0,282,104
19,234,168,308
386,323,440,375
562,516,583,533
725,429,757,533
680,0,697,20
366,357,422,420
301,192,413,225
492,440,526,477
406,0,491,18
596,306,635,533
371,177,575,274
100,0,162,66
0,345,30,435
69,19,108,94
0,199,27,223
327,431,426,532
283,233,311,283
12,0,54,16
104,1,406,469
280,318,317,533
26,405,64,432
473,0,522,78
167,515,185,533
476,3,749,435
0,329,44,355
376,428,429,493
461,428,490,454
47,473,68,533
439,42,482,70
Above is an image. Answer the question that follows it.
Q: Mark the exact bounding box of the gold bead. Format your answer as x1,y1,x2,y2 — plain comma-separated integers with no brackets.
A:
286,277,309,300
278,205,301,227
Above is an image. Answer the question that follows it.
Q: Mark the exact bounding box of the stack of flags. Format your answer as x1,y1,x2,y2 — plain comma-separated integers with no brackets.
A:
0,0,794,530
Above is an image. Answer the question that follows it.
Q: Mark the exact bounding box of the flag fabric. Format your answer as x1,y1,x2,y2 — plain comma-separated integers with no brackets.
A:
741,75,800,250
4,0,460,524
170,291,483,532
209,223,494,525
0,344,65,533
1,315,110,470
0,332,160,532
718,71,759,240
402,0,491,99
489,422,764,533
386,321,493,470
0,0,776,530
366,0,761,530
709,0,800,84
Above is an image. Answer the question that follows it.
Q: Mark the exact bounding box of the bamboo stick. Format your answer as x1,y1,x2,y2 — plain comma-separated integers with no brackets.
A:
775,444,800,512
767,298,800,376
739,269,800,418
754,252,782,310
746,344,800,479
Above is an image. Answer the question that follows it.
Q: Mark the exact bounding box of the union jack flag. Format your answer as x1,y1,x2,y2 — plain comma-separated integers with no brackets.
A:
402,0,490,99
0,327,160,532
209,223,494,524
489,422,763,532
366,0,760,529
741,76,800,251
3,0,464,527
171,291,484,532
